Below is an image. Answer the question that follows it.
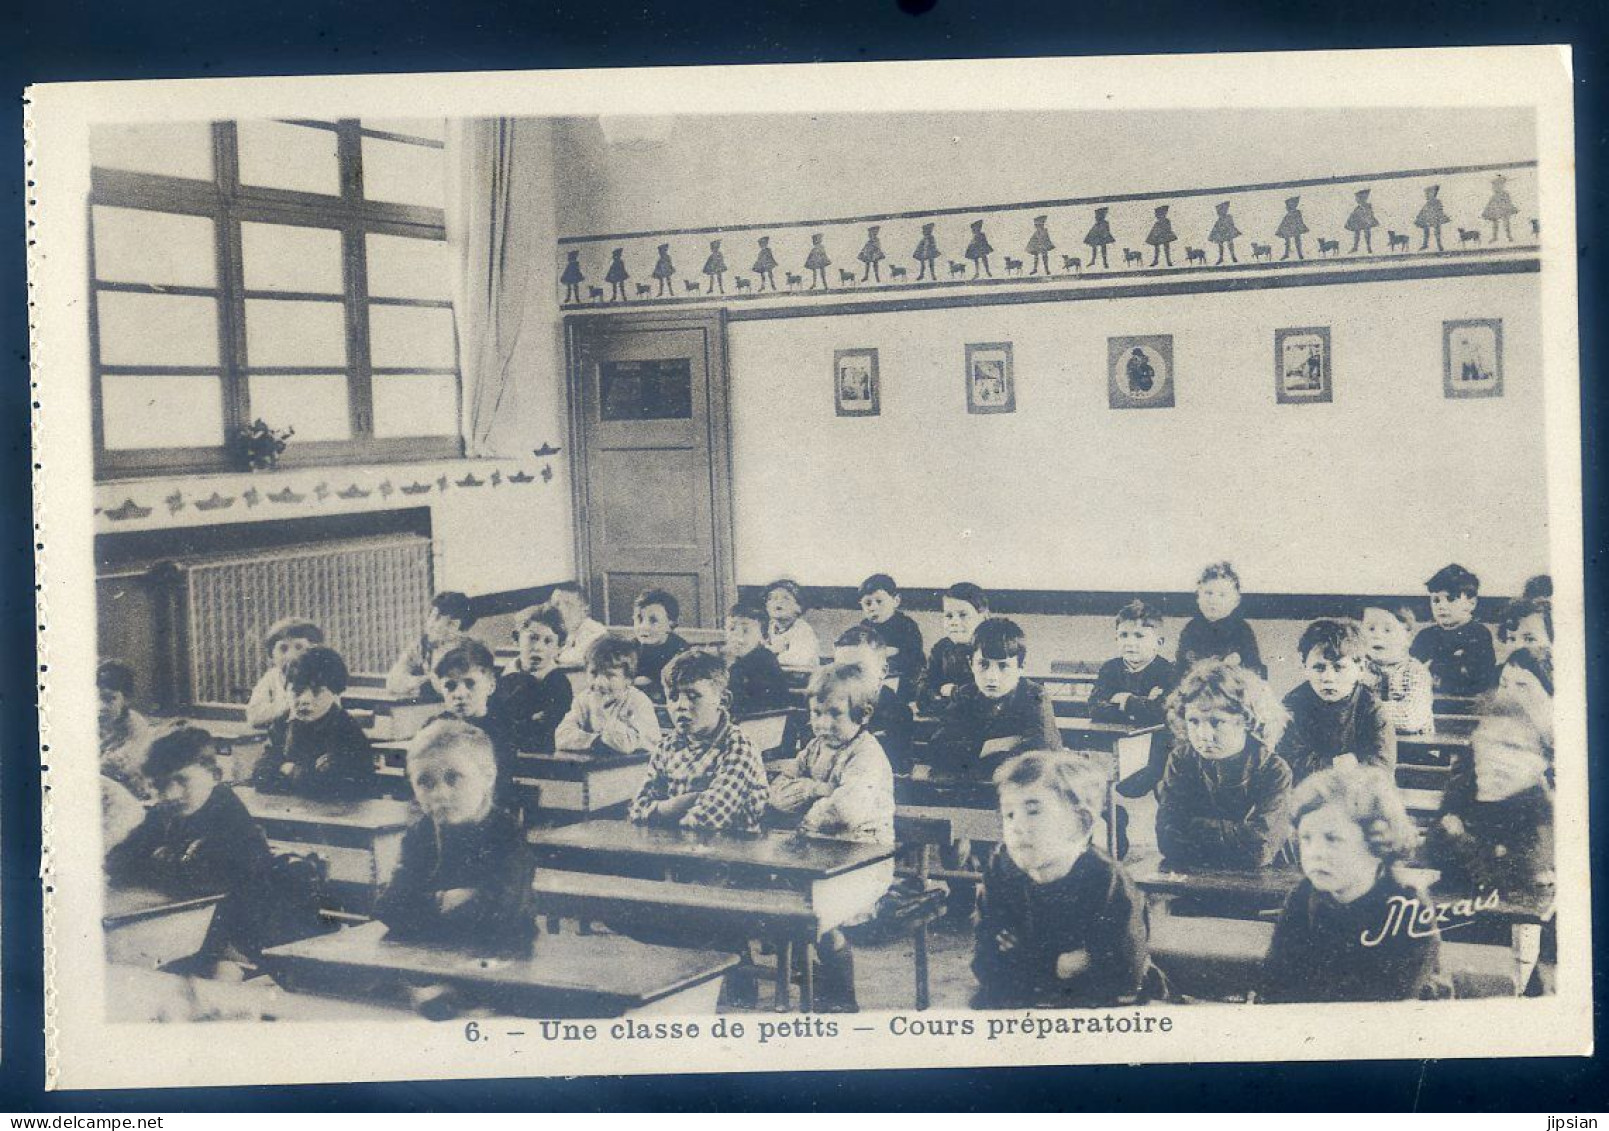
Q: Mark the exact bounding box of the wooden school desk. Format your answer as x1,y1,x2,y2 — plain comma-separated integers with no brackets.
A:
338,687,445,742
103,886,224,969
1127,855,1304,918
528,821,896,1010
263,919,737,1018
514,749,650,819
236,786,414,913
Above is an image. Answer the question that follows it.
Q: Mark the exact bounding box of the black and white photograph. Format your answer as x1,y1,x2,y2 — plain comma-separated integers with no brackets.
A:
25,48,1588,1091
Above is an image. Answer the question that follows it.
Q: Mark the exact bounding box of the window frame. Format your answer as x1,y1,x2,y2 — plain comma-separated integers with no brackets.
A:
90,119,464,481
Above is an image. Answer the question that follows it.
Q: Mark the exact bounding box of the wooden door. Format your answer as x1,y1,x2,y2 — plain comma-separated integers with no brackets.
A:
565,309,736,629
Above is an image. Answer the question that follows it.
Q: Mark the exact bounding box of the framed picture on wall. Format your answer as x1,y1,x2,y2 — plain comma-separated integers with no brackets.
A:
1108,334,1175,409
1274,326,1332,404
1444,318,1504,399
833,348,880,417
965,342,1016,414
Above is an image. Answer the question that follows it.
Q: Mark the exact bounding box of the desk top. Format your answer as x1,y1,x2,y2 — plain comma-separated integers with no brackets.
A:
1399,730,1474,750
103,886,224,928
514,749,651,778
1127,856,1304,903
263,919,738,1008
529,820,894,879
894,773,997,810
237,786,415,831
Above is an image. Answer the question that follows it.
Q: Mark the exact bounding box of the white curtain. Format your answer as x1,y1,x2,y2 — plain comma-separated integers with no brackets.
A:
449,118,550,458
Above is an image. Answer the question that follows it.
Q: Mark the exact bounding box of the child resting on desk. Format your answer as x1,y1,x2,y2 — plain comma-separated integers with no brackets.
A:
914,581,988,716
497,603,575,754
252,646,374,801
723,600,791,716
1258,763,1441,1004
1154,659,1293,870
973,750,1150,1009
375,719,536,964
1423,694,1554,902
1277,618,1397,784
928,616,1062,780
768,662,896,1012
554,635,661,758
107,726,283,968
387,590,476,699
245,617,323,728
628,648,769,833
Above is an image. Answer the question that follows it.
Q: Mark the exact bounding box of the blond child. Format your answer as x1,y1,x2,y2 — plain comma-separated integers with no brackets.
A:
972,751,1149,1008
555,636,661,757
1361,603,1435,735
1155,659,1293,869
1258,764,1440,1003
246,617,324,727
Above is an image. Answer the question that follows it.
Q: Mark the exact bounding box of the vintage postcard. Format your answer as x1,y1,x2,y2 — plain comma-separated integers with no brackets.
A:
27,47,1588,1091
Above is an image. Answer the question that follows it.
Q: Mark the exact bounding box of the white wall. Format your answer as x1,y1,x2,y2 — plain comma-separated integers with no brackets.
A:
726,270,1544,597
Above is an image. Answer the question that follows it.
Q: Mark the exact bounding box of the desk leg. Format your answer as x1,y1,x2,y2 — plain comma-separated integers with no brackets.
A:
1512,922,1542,996
915,843,933,1011
775,940,793,1012
801,944,815,1013
1105,779,1118,859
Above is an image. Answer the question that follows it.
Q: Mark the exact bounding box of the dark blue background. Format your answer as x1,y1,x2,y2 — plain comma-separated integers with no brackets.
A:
2,0,1604,1110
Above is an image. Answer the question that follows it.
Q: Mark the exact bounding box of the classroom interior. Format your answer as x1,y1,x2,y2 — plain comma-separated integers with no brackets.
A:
90,105,1552,1021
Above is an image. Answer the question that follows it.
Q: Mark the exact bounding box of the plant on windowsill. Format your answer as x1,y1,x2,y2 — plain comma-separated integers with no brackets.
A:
228,419,295,473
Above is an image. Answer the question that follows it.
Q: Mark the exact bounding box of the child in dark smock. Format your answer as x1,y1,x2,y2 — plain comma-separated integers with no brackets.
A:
1176,561,1265,678
973,751,1150,1008
1258,764,1441,1003
1277,618,1397,784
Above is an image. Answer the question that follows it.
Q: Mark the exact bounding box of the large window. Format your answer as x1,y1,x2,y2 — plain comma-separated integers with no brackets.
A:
89,118,463,479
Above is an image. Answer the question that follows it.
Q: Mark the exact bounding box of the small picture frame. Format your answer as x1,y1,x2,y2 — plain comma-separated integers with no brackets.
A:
1443,319,1504,399
965,342,1015,414
833,348,880,417
1108,334,1175,409
1274,326,1332,404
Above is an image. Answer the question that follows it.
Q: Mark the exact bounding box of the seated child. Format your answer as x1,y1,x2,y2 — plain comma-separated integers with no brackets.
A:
915,581,988,716
1176,560,1265,678
1498,595,1553,658
374,719,536,959
1423,694,1554,901
98,659,155,800
763,578,821,669
929,617,1062,779
1361,603,1435,735
253,646,374,800
1258,763,1440,1004
632,587,689,701
550,581,608,669
106,726,279,963
246,617,323,728
858,573,924,700
555,635,662,757
1090,601,1177,799
768,662,896,1012
1155,659,1293,870
387,591,476,698
821,625,915,772
1499,644,1554,759
1410,563,1496,696
628,649,768,833
972,751,1149,1009
497,603,575,754
723,601,791,716
1277,618,1397,784
429,639,520,807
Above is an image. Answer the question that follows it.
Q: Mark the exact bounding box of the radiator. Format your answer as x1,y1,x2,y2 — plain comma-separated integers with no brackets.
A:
185,534,433,704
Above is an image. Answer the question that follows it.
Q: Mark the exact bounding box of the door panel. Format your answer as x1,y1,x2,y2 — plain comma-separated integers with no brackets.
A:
567,311,735,631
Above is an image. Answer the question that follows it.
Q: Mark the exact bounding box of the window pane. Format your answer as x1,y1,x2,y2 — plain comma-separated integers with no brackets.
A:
89,122,214,181
363,118,446,143
368,304,456,368
366,234,451,300
241,222,344,294
361,136,445,209
244,299,347,367
101,374,224,449
97,292,219,366
92,207,217,288
237,121,342,196
247,374,351,441
372,374,460,438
